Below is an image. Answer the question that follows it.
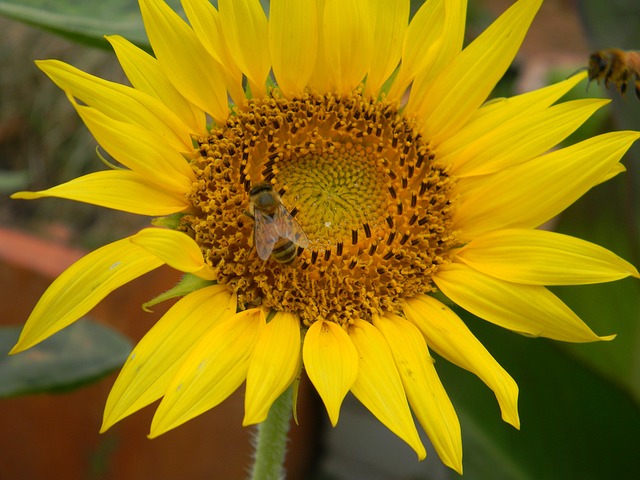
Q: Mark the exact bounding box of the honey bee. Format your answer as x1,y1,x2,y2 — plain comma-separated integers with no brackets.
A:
587,48,640,99
247,182,309,263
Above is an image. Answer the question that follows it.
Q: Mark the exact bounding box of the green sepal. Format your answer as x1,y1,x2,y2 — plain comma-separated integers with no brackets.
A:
142,273,215,312
151,213,185,230
95,146,124,170
265,75,278,96
379,66,400,99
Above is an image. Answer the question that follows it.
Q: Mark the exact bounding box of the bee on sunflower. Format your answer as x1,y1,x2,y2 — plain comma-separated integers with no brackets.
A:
11,0,639,476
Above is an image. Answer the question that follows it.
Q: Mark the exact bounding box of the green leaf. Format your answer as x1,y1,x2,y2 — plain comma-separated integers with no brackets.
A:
0,319,132,397
437,311,640,479
0,0,182,50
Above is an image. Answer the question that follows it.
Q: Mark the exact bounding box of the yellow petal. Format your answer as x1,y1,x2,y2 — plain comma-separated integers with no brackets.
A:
405,0,467,109
447,99,609,177
11,170,190,216
139,0,228,122
348,318,426,460
181,0,245,106
403,295,520,428
106,35,206,136
417,0,466,79
70,100,195,193
433,262,615,343
321,0,373,93
244,312,301,425
598,161,626,185
373,314,462,472
302,320,358,426
453,131,640,240
102,285,234,430
129,228,217,280
417,0,542,143
437,73,586,158
308,1,331,92
456,228,639,285
386,0,445,101
219,0,270,98
364,0,409,97
269,0,318,95
35,59,194,154
150,308,266,437
10,238,163,353
182,0,238,70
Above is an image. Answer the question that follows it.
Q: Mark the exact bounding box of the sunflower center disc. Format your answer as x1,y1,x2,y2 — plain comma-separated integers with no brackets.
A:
277,148,387,248
184,92,457,326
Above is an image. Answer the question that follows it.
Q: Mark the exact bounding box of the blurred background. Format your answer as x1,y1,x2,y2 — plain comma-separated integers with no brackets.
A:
1,0,639,479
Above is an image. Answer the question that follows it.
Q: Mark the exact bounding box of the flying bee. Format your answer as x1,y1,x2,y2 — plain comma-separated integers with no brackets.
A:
247,182,309,264
587,48,640,99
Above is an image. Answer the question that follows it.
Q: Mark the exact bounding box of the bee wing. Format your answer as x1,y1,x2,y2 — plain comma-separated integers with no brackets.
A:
273,205,309,248
253,210,281,260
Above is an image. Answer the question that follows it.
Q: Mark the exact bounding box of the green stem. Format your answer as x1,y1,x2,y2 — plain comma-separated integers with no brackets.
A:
249,386,293,480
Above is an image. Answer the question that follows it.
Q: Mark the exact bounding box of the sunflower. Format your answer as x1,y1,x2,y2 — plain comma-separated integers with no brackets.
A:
11,0,639,473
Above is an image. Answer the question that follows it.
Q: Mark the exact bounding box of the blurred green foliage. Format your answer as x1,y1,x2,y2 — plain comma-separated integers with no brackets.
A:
0,319,132,397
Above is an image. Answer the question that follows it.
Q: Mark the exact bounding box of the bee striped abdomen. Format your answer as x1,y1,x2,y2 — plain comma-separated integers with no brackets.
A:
271,238,298,264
